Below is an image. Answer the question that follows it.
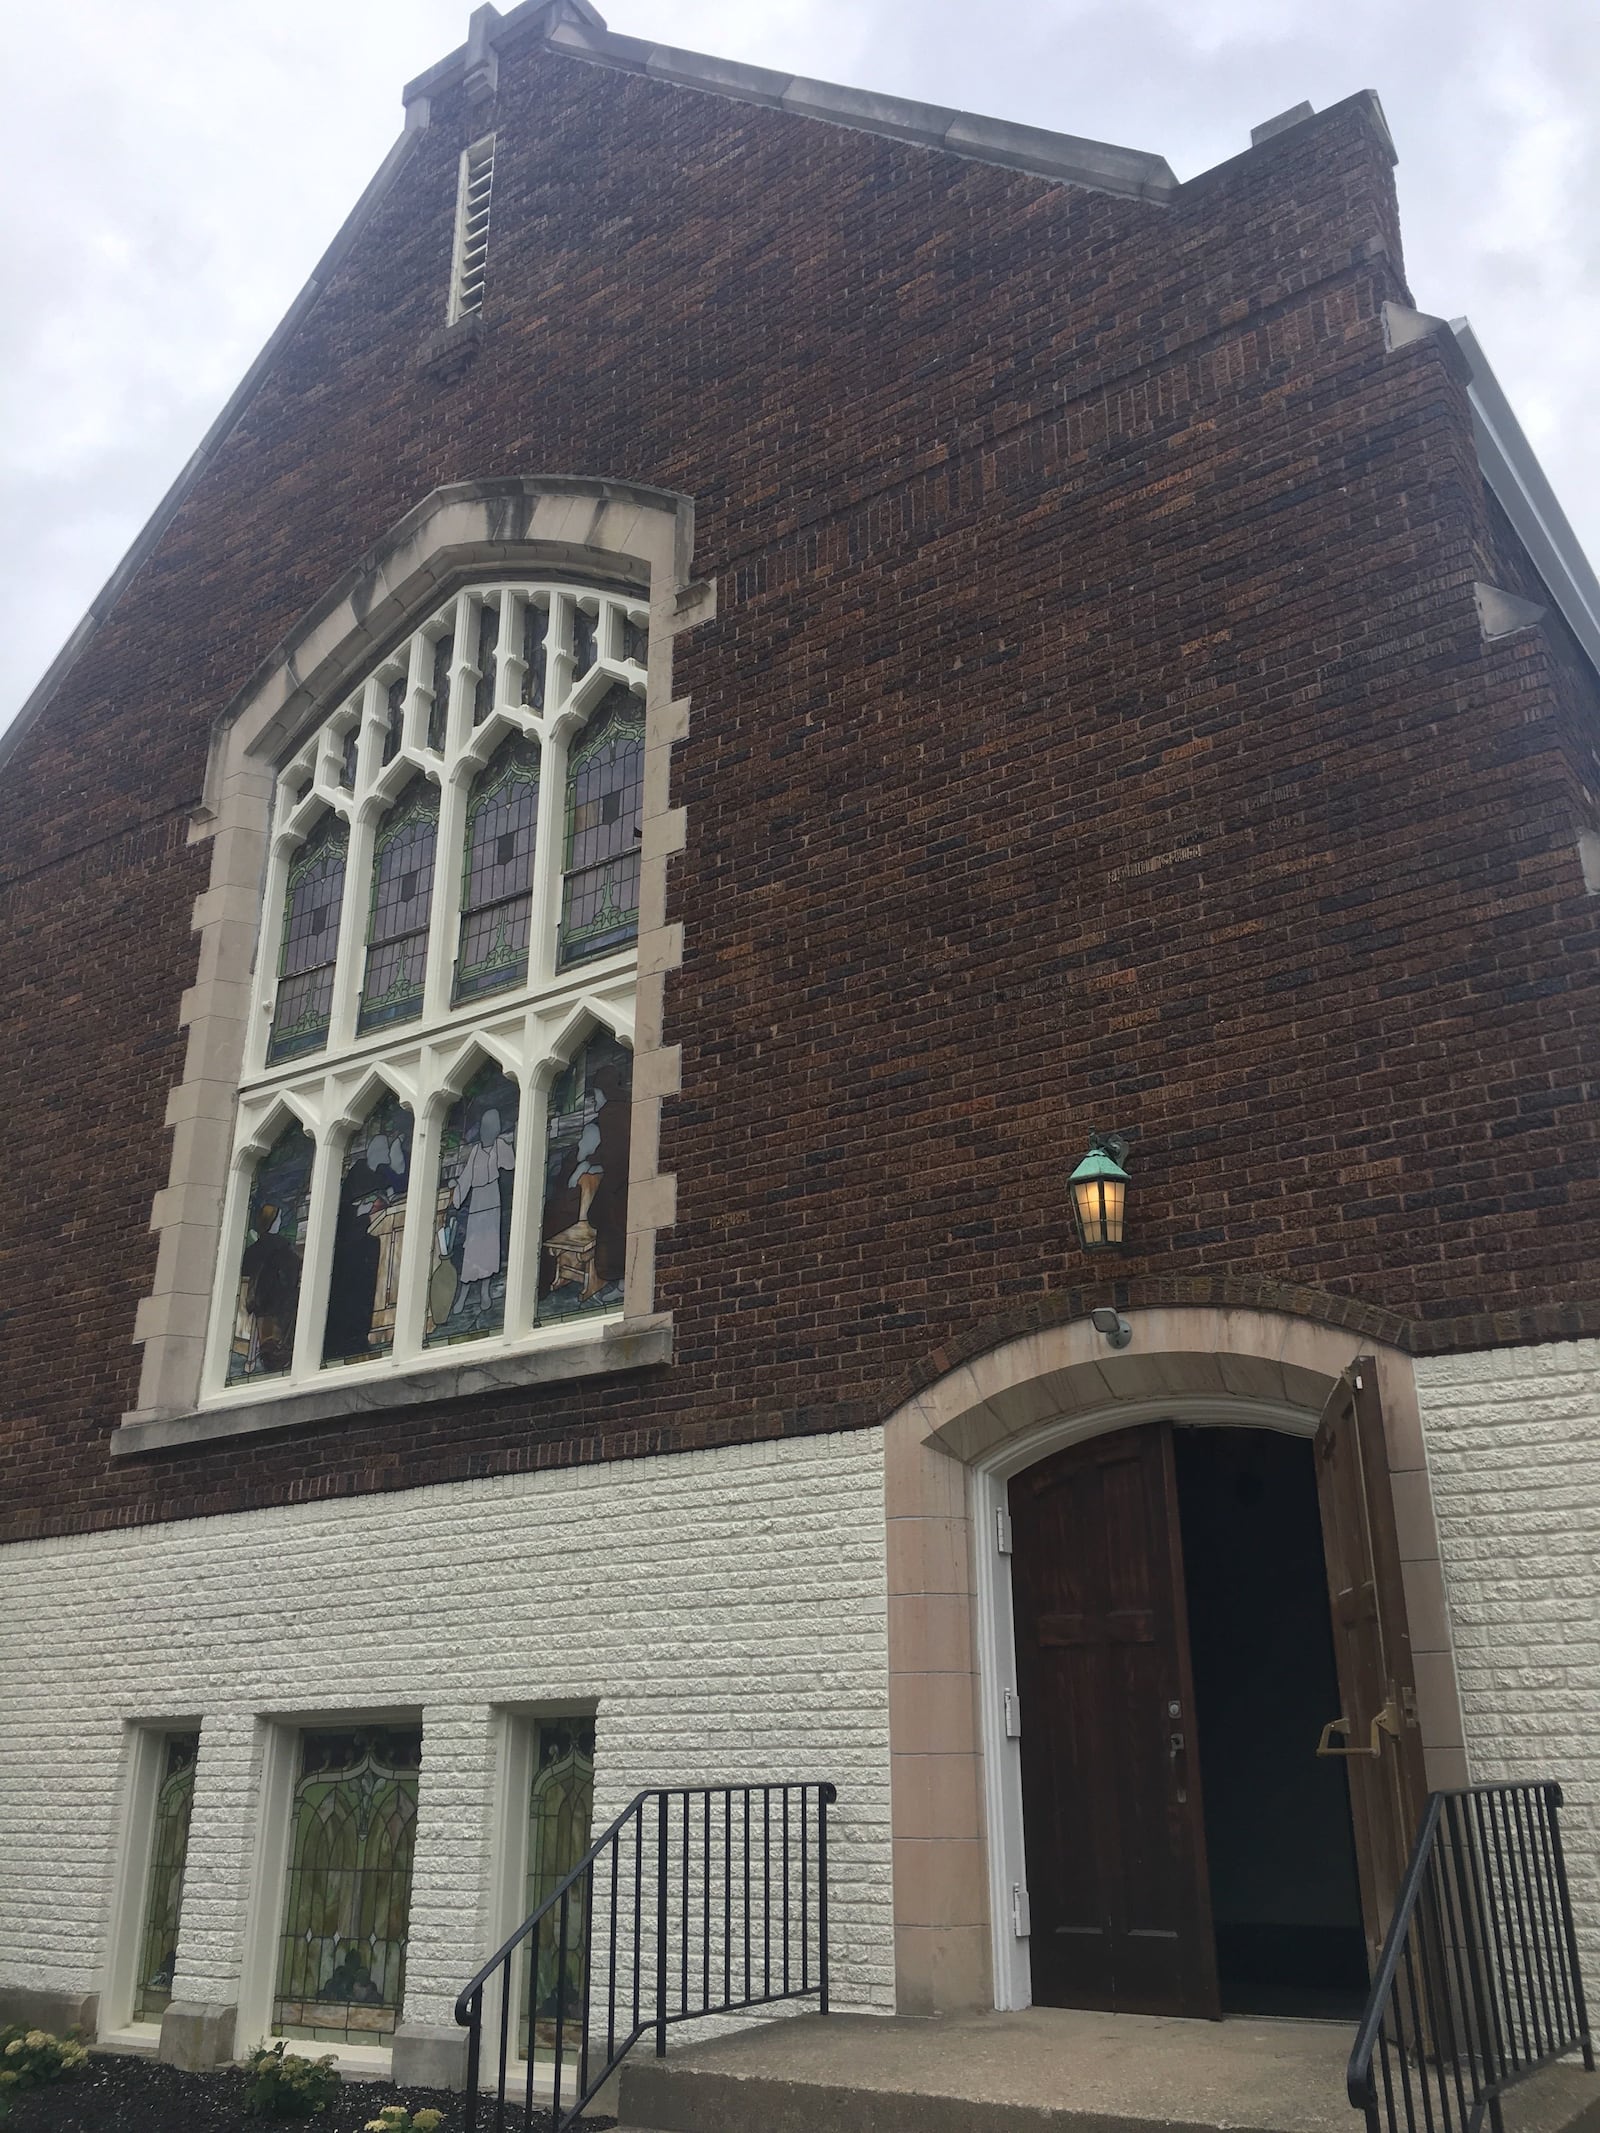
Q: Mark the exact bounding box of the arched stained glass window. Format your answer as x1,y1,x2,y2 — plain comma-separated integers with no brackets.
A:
426,1061,520,1347
538,1032,631,1322
228,1122,315,1383
358,778,438,1034
269,813,348,1064
455,736,540,1003
559,687,643,967
134,1732,200,2023
273,1726,421,2046
323,1093,412,1367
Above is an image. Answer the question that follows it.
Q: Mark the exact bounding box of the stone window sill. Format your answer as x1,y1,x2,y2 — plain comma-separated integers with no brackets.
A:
111,1316,673,1457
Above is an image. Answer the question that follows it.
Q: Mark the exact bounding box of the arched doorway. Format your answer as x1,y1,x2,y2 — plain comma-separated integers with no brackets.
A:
1008,1418,1366,2020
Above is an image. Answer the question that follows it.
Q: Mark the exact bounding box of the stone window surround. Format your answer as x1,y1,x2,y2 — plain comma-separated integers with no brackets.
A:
119,477,709,1458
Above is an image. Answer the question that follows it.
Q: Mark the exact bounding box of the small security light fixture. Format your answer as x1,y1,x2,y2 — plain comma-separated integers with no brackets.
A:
1069,1131,1131,1252
1090,1306,1133,1350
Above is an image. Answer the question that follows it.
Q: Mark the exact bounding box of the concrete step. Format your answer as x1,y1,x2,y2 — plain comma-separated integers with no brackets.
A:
614,2009,1600,2133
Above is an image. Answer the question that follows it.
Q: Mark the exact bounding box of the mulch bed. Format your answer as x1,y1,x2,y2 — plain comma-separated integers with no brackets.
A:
2,2053,615,2132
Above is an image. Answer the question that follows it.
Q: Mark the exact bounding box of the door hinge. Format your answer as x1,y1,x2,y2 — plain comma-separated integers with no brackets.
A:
1011,1882,1031,1938
996,1505,1013,1555
1003,1688,1022,1738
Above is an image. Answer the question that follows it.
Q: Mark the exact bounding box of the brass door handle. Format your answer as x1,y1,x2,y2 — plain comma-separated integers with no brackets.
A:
1317,1700,1400,1758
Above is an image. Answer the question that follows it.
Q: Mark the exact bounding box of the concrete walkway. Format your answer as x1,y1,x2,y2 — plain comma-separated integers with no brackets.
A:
616,2006,1600,2133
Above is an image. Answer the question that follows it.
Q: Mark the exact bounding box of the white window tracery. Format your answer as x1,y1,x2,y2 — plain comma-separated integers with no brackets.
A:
203,579,649,1405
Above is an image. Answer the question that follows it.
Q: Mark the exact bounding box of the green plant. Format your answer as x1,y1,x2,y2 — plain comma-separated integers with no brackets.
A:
363,2108,444,2133
242,2040,343,2119
0,2026,90,2098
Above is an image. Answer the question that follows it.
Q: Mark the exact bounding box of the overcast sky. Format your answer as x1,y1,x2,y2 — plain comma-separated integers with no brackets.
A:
2,0,1595,734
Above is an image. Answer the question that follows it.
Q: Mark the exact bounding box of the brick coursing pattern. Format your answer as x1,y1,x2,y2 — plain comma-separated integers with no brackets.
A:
0,1431,893,2024
0,53,1596,1547
1416,1341,1600,1969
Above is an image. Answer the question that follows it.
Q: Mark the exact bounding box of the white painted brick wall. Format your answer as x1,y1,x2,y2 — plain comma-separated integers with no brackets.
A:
0,1430,892,2038
1416,1339,1600,1967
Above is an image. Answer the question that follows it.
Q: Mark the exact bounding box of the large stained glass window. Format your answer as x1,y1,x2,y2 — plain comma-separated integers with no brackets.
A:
228,1123,315,1383
323,1094,412,1366
538,1033,631,1322
274,1726,421,2046
269,814,348,1063
521,1719,595,2057
358,779,438,1034
426,1063,520,1346
455,737,540,1003
558,687,643,967
133,1732,200,2023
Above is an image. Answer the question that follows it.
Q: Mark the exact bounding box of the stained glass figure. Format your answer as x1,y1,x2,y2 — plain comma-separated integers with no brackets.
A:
557,688,643,967
383,676,405,764
323,1094,413,1366
133,1732,199,2023
571,604,597,680
622,613,649,668
228,1123,315,1382
520,1719,595,2058
339,726,359,791
473,603,499,726
521,602,547,710
273,1726,421,2046
426,1063,520,1346
538,1033,630,1321
268,813,348,1063
428,631,454,752
358,779,438,1034
454,736,539,1003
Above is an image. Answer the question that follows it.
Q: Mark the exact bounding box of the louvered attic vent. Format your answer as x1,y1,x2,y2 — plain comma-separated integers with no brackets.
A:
448,135,496,322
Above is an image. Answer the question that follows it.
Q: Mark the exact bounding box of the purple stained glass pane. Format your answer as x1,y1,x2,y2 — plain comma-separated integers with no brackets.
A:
537,1032,631,1322
571,605,597,680
228,1122,314,1382
473,603,498,725
383,676,406,764
426,1062,520,1347
270,815,347,1062
429,631,454,751
323,1092,412,1366
340,727,359,791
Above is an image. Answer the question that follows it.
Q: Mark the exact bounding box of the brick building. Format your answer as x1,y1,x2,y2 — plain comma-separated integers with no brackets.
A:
1,0,1597,2112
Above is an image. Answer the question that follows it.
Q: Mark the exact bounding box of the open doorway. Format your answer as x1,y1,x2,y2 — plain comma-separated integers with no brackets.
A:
1173,1426,1368,2019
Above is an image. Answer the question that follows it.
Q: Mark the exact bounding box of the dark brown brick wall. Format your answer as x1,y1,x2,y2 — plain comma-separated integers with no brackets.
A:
1,44,1596,1543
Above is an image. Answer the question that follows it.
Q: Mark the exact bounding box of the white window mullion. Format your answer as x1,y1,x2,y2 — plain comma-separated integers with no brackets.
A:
391,1087,442,1365
428,770,470,1023
248,836,296,1077
331,803,377,1050
502,1064,545,1339
527,732,565,990
290,1120,342,1382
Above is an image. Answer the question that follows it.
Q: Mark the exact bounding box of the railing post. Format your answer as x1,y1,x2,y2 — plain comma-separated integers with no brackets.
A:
655,1789,670,2058
818,1782,833,2017
463,1984,482,2133
1547,1783,1596,2073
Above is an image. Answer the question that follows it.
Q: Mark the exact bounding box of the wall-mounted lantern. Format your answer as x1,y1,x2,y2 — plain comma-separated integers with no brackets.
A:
1069,1131,1130,1251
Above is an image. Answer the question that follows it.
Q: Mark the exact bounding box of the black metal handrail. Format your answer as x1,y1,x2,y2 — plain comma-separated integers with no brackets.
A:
1349,1783,1593,2133
454,1781,836,2132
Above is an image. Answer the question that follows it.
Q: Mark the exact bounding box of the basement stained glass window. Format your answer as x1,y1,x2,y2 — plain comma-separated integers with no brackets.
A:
358,779,438,1034
426,1062,520,1346
455,736,540,1002
268,814,348,1063
273,1726,421,2046
558,688,643,967
538,1033,630,1322
520,1719,596,2058
228,1122,315,1383
133,1732,200,2023
323,1094,412,1366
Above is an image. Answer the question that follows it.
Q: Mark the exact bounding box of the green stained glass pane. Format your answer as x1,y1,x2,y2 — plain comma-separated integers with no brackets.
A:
537,1034,630,1324
273,1726,422,2046
426,1063,520,1348
323,1094,413,1367
134,1732,199,2023
228,1123,314,1384
557,689,643,968
520,1720,595,2059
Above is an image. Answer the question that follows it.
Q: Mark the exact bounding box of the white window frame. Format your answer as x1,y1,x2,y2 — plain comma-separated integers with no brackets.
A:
100,1721,204,2045
200,578,644,1409
118,480,708,1455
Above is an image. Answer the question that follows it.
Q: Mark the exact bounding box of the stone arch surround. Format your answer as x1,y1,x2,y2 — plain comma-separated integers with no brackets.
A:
881,1306,1468,2016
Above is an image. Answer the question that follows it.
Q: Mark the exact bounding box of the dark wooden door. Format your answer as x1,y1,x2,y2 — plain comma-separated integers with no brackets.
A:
1313,1363,1430,1971
1009,1422,1220,2018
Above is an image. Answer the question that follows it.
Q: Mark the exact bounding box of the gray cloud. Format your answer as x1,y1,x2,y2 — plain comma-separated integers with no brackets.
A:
3,0,1595,731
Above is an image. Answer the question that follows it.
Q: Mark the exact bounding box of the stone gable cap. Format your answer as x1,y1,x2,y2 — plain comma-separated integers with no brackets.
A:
408,0,1180,203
